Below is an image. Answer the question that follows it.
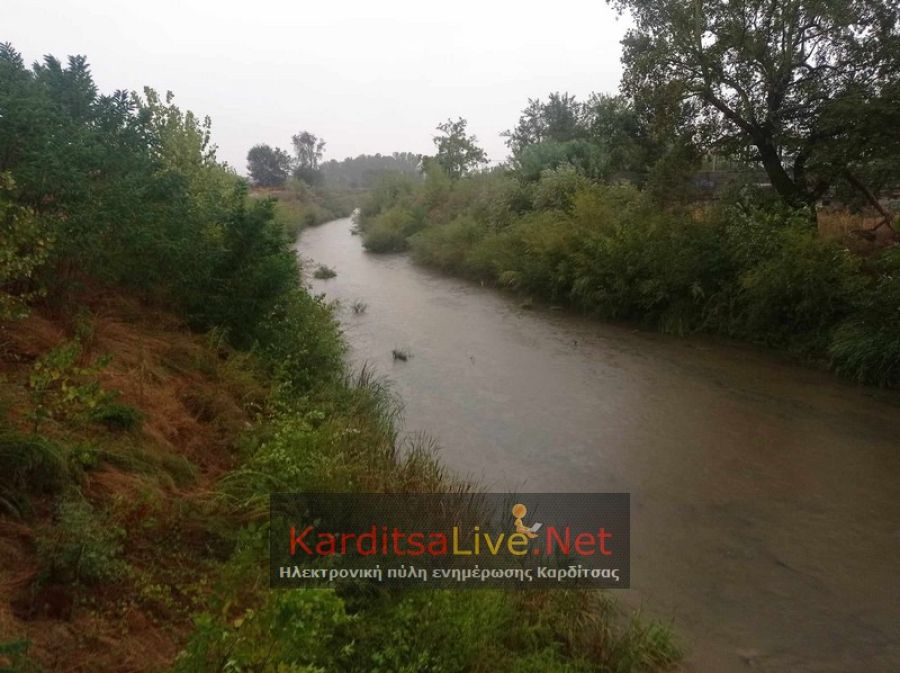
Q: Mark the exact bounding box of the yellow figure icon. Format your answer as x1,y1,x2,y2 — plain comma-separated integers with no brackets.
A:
512,503,542,539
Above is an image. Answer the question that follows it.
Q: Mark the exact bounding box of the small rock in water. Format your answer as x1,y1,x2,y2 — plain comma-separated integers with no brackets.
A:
736,649,762,667
392,349,409,361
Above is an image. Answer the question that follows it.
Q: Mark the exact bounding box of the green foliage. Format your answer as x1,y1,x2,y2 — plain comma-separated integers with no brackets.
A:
723,208,865,350
0,174,52,320
174,590,349,673
532,165,590,211
830,249,900,386
268,178,354,238
432,117,487,179
183,191,301,349
504,92,659,180
410,215,488,273
503,92,587,156
321,151,422,188
360,173,419,218
89,401,143,432
247,143,292,187
0,431,68,516
291,130,326,185
350,590,524,673
0,44,314,357
363,163,896,383
0,638,39,673
36,498,128,585
28,340,111,432
515,140,609,182
611,0,900,208
252,289,345,395
362,205,423,252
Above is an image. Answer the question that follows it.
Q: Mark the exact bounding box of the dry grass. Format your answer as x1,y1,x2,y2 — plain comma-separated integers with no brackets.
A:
0,285,269,672
817,209,884,237
817,209,898,253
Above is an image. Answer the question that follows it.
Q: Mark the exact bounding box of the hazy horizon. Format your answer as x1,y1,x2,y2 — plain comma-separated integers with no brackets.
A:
4,0,629,172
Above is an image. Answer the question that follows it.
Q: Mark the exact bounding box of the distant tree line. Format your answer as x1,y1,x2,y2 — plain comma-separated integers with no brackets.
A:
320,152,422,188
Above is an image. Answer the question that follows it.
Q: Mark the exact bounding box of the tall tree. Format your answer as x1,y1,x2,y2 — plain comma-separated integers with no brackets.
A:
433,117,487,179
610,0,900,212
583,93,657,173
503,92,587,157
247,144,292,187
291,131,326,184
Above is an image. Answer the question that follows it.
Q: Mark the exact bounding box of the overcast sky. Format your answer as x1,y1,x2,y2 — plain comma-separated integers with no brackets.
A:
4,0,630,172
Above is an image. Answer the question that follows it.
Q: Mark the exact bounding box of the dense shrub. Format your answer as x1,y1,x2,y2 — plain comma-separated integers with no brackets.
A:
0,45,315,357
36,498,128,585
829,248,900,386
252,289,345,394
360,162,897,384
0,432,68,515
410,215,488,273
89,402,143,432
362,204,424,252
0,175,52,320
722,208,865,350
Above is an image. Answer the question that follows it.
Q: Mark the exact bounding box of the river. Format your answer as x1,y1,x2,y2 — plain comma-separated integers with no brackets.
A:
297,216,900,673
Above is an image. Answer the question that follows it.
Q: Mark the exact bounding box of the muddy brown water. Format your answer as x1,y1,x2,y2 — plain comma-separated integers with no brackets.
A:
297,216,900,673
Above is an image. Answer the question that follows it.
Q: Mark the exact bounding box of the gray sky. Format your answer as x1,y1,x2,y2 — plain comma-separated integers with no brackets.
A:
4,0,630,172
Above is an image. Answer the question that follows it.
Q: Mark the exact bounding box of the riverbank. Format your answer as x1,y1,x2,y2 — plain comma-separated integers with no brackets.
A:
300,215,900,673
0,43,682,669
358,171,900,388
0,253,681,673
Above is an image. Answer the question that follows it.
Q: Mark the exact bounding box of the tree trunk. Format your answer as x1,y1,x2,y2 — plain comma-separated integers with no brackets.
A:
754,136,818,223
754,137,807,208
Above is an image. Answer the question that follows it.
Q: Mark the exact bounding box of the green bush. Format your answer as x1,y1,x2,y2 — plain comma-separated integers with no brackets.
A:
36,498,128,585
89,401,144,432
0,175,52,321
28,340,111,431
174,590,348,673
0,431,68,515
253,289,345,394
410,215,487,273
514,140,609,182
721,207,865,350
358,168,899,384
532,165,590,212
362,205,423,252
829,249,900,386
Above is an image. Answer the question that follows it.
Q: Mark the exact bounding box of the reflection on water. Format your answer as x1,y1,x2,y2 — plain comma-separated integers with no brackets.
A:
298,217,900,673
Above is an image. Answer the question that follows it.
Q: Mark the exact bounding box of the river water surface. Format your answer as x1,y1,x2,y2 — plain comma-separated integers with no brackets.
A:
298,216,900,673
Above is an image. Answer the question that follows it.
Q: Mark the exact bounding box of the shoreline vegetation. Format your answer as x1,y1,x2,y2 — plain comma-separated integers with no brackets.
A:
357,158,899,390
0,45,681,672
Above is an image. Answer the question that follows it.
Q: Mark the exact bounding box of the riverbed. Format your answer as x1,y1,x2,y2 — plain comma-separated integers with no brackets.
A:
297,216,900,673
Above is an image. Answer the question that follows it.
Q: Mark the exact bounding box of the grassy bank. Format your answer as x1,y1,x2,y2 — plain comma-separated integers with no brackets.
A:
0,282,681,673
358,167,900,387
